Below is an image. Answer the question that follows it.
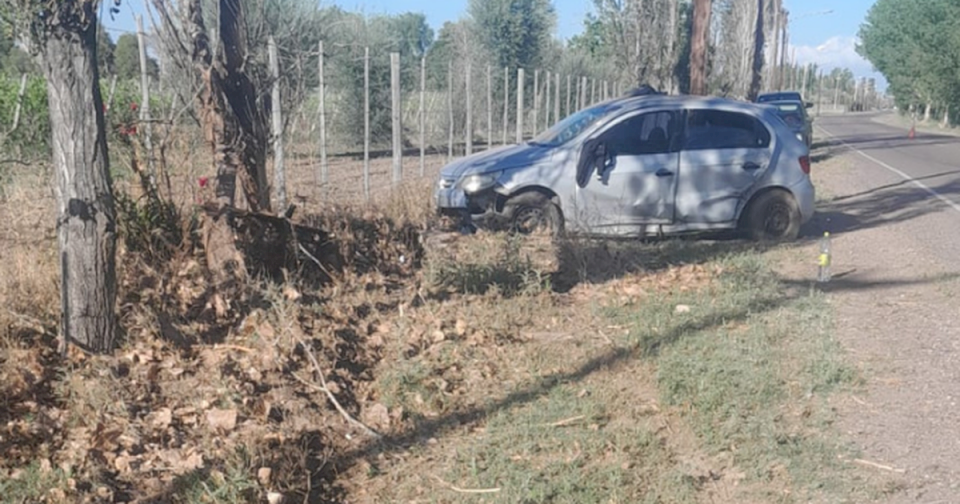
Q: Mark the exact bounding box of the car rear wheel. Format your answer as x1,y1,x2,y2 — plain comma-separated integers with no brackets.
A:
504,192,563,236
743,189,801,241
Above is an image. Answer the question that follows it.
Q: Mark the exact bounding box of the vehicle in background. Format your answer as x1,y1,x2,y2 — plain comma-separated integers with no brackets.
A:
435,95,815,241
756,91,808,105
765,100,814,147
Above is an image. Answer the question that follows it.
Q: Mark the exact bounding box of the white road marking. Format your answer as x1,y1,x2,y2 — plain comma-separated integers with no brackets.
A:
817,124,960,215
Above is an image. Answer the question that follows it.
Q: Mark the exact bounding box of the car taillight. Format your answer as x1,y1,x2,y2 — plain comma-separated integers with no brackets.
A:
799,155,811,175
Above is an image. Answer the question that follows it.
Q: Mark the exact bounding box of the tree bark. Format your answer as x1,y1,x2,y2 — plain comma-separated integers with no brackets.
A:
39,2,118,353
178,0,270,212
690,0,712,95
668,0,678,93
747,0,765,101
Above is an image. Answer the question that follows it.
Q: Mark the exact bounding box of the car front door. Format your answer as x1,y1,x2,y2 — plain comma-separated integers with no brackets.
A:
676,109,774,224
574,110,681,234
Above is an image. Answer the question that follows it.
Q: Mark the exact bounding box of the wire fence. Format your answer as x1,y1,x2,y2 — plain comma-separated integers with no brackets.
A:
1,20,883,210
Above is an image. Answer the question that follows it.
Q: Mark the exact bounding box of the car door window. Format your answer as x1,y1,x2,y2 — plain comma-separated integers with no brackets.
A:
601,111,678,156
683,110,771,150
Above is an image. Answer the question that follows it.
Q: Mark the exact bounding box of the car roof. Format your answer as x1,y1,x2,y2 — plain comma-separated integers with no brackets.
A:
756,91,802,101
608,94,774,116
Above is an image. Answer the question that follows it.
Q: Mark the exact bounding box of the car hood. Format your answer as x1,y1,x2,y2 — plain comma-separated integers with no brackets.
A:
439,143,556,180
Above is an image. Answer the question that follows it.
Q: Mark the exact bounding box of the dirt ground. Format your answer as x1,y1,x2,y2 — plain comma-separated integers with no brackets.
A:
6,120,960,503
780,128,960,503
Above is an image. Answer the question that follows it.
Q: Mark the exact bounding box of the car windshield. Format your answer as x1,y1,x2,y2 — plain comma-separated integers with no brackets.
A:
531,103,619,146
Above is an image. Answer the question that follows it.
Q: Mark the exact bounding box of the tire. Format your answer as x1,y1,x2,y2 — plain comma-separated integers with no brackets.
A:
503,192,564,236
743,189,801,242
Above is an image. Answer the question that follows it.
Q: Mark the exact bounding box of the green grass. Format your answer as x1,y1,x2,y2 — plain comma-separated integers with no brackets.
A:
616,252,866,502
0,461,75,502
439,383,699,504
367,243,875,502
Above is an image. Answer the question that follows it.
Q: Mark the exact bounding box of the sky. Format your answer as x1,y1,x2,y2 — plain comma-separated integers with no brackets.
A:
102,0,884,87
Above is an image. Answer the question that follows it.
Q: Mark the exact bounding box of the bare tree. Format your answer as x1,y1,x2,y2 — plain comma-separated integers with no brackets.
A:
6,1,119,352
690,0,712,95
151,0,273,212
747,0,765,100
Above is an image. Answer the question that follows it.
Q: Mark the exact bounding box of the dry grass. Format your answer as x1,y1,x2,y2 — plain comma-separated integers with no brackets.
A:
0,140,880,503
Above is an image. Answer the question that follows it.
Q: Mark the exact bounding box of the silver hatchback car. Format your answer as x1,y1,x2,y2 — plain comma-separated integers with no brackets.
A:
435,95,815,240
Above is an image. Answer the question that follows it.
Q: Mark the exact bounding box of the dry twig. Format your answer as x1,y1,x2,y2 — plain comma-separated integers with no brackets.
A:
852,458,906,473
289,333,381,439
543,415,586,428
430,474,501,494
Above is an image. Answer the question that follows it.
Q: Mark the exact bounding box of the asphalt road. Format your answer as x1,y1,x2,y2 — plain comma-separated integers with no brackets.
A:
810,113,960,502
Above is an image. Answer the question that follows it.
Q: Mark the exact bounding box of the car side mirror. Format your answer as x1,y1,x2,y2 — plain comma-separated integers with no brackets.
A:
577,139,607,188
805,102,814,109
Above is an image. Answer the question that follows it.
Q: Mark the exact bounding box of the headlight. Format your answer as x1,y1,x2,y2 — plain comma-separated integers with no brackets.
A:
459,172,501,193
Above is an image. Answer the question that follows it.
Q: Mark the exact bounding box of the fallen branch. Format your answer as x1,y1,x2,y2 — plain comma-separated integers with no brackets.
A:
430,474,501,494
543,415,586,428
297,243,339,286
852,458,906,473
290,333,381,439
212,344,255,353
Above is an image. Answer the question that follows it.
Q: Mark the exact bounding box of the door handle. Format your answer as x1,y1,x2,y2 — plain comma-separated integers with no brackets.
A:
655,168,675,177
742,162,762,170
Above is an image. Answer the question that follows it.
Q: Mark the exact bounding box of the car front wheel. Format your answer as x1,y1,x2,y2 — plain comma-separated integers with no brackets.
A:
743,189,801,241
504,192,564,235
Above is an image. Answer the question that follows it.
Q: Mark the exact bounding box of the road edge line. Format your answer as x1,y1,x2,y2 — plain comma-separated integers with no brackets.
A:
816,124,960,215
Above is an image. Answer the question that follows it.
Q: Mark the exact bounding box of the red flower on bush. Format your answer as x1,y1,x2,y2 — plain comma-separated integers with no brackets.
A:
130,102,138,111
198,176,209,188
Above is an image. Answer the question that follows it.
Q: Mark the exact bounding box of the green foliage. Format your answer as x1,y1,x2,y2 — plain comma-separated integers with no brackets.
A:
858,0,960,120
0,75,50,159
113,33,154,81
468,0,557,71
116,190,185,264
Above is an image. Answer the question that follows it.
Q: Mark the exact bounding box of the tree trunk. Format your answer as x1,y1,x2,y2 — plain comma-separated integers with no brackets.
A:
689,0,712,95
39,3,118,353
768,0,780,91
747,0,765,101
179,0,269,212
668,0,678,93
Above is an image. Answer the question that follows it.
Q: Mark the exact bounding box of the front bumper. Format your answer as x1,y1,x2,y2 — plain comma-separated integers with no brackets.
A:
435,186,468,216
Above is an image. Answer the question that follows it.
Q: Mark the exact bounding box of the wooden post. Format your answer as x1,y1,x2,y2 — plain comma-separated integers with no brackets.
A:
565,74,572,117
516,68,524,144
390,52,402,184
136,15,154,174
800,63,809,98
10,73,27,132
816,70,823,117
833,74,840,112
465,62,473,155
554,72,560,122
268,36,286,212
503,66,509,146
591,78,597,104
317,41,328,188
447,61,454,160
543,70,551,131
105,74,118,112
419,56,426,176
486,65,492,151
363,47,370,201
574,77,583,111
532,69,539,138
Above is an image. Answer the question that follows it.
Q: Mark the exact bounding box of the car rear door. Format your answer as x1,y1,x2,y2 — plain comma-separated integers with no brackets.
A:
575,110,681,234
676,109,774,224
